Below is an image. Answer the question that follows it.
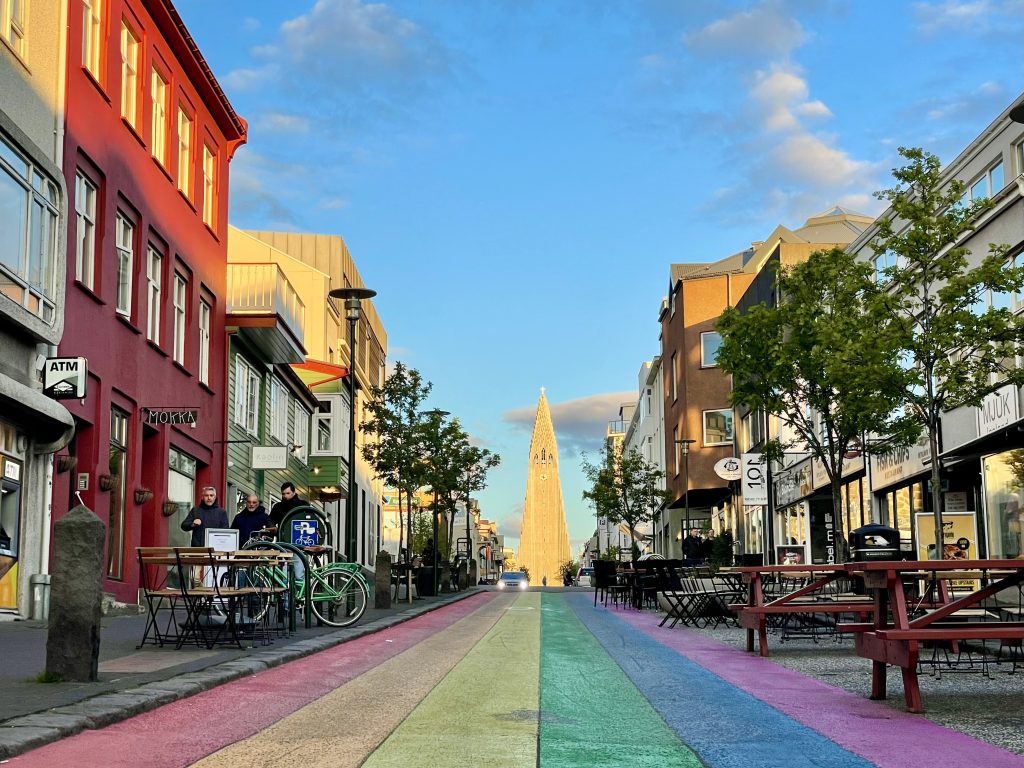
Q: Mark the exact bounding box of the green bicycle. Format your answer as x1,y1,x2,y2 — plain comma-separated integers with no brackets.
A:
242,541,369,628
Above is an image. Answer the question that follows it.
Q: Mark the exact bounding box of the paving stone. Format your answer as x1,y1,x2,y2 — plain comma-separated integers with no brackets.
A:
52,692,172,727
0,725,66,759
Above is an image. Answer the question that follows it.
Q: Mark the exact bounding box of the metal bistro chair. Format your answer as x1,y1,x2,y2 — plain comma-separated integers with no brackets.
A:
592,560,630,608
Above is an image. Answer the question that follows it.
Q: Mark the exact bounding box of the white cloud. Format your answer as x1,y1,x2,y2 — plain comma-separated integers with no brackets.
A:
318,197,350,211
685,1,807,58
258,112,311,134
914,0,1024,35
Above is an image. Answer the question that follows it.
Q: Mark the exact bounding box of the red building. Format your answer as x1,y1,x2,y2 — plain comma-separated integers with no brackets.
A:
55,0,246,602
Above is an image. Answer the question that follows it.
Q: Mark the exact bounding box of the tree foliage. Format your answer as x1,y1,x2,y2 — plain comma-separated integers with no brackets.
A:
716,246,918,558
872,146,1024,550
581,443,671,561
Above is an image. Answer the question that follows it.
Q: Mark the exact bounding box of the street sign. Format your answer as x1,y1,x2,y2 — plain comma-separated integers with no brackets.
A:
714,457,742,481
43,357,87,399
741,453,768,506
291,519,320,547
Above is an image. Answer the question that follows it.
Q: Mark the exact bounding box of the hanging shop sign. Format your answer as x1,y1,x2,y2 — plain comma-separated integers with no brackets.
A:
741,453,768,506
43,357,87,400
713,457,742,481
251,445,288,470
141,407,198,426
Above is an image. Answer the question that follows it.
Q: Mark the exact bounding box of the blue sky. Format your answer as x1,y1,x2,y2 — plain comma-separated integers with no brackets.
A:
177,0,1024,556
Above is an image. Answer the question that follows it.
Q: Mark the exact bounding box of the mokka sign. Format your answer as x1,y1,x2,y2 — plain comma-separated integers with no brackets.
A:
142,407,198,426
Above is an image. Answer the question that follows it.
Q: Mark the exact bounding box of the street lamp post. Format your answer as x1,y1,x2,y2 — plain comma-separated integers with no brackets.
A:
675,439,696,557
421,408,449,596
328,286,376,566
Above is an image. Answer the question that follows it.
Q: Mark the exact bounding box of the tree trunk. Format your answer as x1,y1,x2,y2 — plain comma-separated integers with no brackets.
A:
928,422,944,561
831,473,846,564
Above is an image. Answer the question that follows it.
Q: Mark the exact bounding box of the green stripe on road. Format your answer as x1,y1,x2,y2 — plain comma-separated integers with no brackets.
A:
363,593,540,768
539,593,702,768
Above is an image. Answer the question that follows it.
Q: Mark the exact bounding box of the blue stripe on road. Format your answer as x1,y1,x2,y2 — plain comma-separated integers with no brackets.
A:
566,593,874,768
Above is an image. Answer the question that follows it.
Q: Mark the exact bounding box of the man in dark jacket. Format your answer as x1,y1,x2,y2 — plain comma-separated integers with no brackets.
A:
268,482,307,533
231,494,269,545
682,528,704,566
181,486,229,546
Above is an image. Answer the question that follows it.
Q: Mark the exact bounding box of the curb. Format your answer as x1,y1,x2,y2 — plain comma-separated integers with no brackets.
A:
0,589,483,760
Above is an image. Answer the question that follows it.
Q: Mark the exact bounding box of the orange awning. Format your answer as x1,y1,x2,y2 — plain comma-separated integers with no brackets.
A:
289,360,349,389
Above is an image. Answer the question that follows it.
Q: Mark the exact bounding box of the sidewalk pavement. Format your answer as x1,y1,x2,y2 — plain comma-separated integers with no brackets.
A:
0,587,484,759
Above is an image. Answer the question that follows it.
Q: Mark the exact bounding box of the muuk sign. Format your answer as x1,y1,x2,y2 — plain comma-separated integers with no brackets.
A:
977,384,1018,437
142,407,198,426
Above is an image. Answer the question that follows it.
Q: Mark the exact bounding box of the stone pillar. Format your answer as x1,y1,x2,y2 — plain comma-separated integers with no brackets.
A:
374,550,392,609
458,559,468,590
469,558,478,585
46,505,104,682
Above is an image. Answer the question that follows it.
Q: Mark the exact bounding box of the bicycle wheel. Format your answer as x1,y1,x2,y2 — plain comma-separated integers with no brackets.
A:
309,567,368,627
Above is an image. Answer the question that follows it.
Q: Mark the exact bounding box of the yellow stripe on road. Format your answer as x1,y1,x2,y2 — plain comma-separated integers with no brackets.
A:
362,592,541,768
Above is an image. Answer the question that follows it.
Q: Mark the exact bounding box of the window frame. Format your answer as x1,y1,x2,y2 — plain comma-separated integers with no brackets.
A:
702,408,734,447
114,211,134,317
172,272,186,365
119,18,139,128
967,158,1005,203
150,65,168,166
268,377,289,444
176,106,193,198
198,299,210,385
670,351,678,402
700,331,722,368
146,244,162,343
82,0,102,80
233,356,260,436
2,0,26,56
74,170,98,291
106,406,129,580
292,403,310,464
201,143,216,229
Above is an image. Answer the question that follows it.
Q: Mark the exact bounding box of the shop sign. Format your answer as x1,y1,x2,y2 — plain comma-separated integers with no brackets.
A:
43,357,87,400
914,511,979,590
868,433,931,492
741,453,768,506
811,453,865,490
3,459,20,482
977,384,1018,437
714,457,742,481
142,407,198,426
251,445,288,470
775,460,812,508
944,491,968,513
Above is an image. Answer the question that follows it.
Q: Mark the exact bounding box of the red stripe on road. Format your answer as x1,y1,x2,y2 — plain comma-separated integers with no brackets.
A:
15,593,496,768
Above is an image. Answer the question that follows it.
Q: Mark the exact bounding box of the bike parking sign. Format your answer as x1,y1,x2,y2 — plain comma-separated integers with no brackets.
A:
291,519,320,547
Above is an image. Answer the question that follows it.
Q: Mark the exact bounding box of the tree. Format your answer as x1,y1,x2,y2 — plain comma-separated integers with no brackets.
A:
360,363,432,561
581,443,671,561
558,559,579,586
872,147,1024,555
717,246,918,561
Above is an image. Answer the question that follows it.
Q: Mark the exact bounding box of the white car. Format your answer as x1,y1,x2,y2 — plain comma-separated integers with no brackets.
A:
497,571,529,590
576,566,594,587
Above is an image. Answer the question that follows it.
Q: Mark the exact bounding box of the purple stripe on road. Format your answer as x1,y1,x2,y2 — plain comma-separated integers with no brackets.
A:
614,608,1024,768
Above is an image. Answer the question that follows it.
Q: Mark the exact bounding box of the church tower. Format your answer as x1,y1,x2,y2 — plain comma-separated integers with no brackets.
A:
518,388,571,585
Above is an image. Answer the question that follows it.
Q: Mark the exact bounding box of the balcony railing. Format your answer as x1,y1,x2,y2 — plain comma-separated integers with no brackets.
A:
228,263,305,342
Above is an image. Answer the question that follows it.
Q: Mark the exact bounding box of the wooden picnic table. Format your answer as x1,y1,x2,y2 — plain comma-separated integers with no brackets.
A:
843,559,1024,713
725,563,873,657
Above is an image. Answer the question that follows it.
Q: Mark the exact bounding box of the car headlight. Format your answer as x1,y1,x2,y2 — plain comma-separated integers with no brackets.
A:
520,581,528,590
497,581,504,589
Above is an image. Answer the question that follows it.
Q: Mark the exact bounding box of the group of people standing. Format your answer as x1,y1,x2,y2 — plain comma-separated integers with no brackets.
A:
681,527,714,567
179,482,308,546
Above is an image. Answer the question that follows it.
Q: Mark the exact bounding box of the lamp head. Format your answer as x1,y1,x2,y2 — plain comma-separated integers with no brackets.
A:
1010,102,1024,124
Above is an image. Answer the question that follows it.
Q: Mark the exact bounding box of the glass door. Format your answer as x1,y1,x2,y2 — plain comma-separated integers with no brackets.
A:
0,458,23,610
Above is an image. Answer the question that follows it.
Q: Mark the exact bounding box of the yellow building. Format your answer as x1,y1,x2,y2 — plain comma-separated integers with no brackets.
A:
227,227,387,568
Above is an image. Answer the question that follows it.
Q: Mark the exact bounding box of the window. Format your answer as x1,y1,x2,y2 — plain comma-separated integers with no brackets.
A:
670,352,678,401
1016,140,1024,177
701,331,722,367
703,409,734,446
74,170,97,290
293,404,310,464
177,107,192,198
119,20,139,127
2,0,25,56
114,213,133,316
872,249,903,283
268,378,288,443
198,299,210,385
150,67,167,166
146,245,161,342
233,357,260,434
82,0,102,79
107,407,129,579
671,425,679,476
314,399,335,454
172,273,186,364
201,144,215,228
0,134,59,321
967,159,1004,202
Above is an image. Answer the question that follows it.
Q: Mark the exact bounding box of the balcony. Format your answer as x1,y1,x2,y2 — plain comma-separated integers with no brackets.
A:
227,263,306,363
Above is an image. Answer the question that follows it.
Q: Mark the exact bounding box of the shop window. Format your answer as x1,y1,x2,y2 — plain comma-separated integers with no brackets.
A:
167,447,196,550
0,457,22,610
107,407,129,580
984,450,1024,558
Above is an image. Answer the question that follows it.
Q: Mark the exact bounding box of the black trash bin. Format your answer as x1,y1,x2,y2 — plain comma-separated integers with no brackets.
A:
849,524,901,561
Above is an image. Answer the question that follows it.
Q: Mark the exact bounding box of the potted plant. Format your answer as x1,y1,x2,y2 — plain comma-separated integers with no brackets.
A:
98,473,118,492
162,500,181,517
55,454,77,474
134,487,154,505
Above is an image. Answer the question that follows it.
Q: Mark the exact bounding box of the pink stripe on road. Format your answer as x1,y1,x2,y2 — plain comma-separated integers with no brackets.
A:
614,609,1024,768
14,593,497,768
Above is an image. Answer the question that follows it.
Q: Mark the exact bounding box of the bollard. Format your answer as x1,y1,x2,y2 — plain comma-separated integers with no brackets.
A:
439,562,452,593
374,550,392,609
458,559,468,590
46,505,105,681
469,558,478,586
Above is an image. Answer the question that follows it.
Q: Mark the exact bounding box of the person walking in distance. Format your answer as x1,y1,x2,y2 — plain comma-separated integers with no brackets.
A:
181,486,228,546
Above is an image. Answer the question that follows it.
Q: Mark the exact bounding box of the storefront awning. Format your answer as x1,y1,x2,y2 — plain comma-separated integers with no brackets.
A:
0,376,75,453
667,487,732,510
289,360,349,389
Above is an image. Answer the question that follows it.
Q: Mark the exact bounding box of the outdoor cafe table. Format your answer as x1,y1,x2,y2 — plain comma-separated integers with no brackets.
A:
726,563,872,657
843,559,1024,713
